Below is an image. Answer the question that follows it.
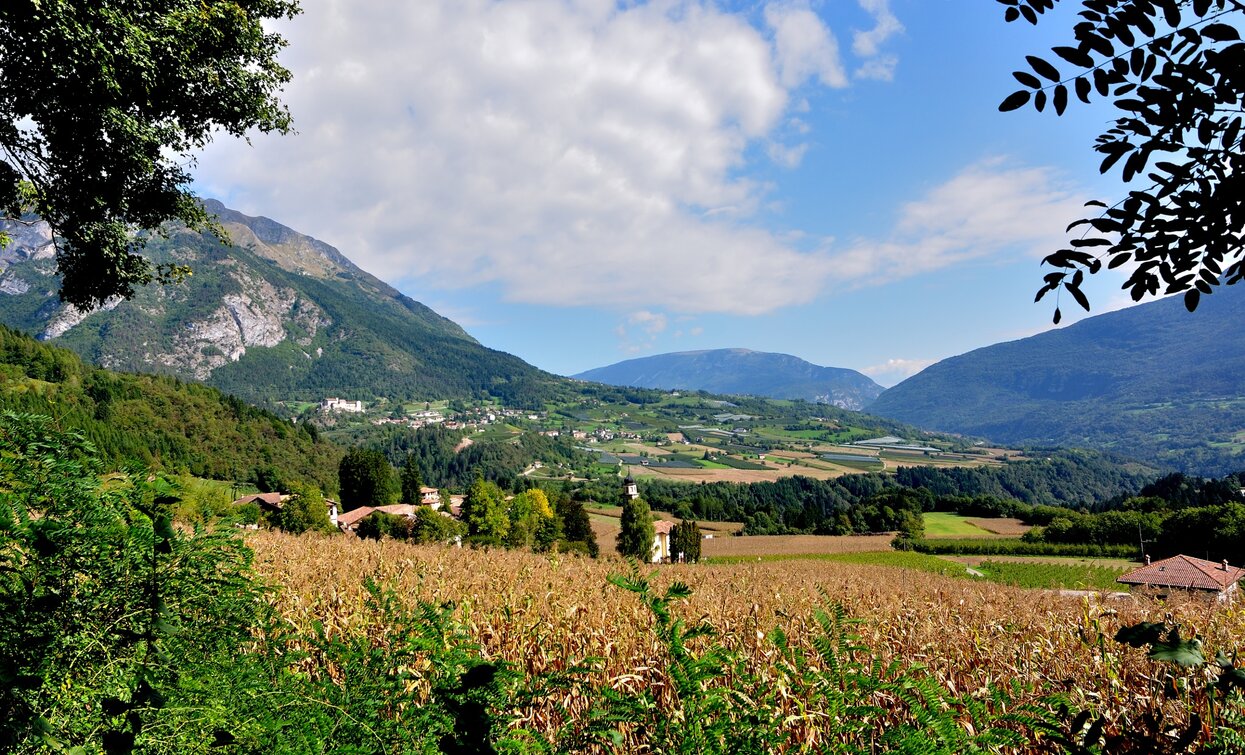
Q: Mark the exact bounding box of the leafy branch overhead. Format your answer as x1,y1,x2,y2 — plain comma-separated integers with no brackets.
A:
998,0,1245,321
0,1,300,310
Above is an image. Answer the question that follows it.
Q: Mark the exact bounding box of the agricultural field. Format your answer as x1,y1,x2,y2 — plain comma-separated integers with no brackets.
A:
922,511,1015,538
250,532,1245,751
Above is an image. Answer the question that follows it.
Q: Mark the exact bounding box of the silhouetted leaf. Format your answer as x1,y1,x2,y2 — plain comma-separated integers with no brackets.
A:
1053,84,1068,114
1053,45,1093,67
1026,55,1061,81
1202,23,1240,42
999,90,1032,111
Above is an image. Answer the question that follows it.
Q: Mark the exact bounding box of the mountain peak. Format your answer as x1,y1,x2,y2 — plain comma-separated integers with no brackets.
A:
574,348,881,409
0,201,555,405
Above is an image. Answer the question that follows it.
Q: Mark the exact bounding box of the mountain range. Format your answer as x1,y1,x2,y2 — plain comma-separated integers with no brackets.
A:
5,200,1243,477
0,200,560,408
573,348,883,410
869,291,1245,476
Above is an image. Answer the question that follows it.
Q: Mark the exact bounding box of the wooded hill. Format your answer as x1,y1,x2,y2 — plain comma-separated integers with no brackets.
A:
870,291,1245,476
574,348,883,410
0,324,341,492
0,201,564,408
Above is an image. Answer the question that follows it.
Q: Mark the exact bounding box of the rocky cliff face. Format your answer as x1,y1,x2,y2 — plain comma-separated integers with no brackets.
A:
0,202,555,405
1,220,333,380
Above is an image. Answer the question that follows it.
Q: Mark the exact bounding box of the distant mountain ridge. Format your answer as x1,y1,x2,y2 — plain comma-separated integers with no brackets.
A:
869,292,1245,476
574,348,883,410
0,200,561,407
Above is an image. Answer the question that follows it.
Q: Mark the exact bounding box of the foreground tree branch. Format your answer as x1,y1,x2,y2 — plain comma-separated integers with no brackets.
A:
999,0,1245,321
0,0,300,309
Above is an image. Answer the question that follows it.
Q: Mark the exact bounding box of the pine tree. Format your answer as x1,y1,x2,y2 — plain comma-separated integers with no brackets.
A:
400,453,424,504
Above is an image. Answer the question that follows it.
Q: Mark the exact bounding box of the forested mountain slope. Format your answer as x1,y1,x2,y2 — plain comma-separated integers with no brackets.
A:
0,200,562,407
0,325,341,491
870,293,1245,475
574,348,882,410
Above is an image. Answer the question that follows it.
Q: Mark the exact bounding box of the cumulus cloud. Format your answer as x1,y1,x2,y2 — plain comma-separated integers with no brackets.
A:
194,0,905,316
616,309,670,353
826,159,1089,286
861,357,936,386
765,2,849,88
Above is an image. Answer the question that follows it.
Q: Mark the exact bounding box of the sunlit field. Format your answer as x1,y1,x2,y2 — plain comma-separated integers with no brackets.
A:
250,532,1245,750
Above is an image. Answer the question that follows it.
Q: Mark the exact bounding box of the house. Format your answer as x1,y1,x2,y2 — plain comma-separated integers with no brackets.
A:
651,520,674,563
233,492,287,512
1117,555,1245,602
336,503,420,532
233,492,337,526
419,486,442,508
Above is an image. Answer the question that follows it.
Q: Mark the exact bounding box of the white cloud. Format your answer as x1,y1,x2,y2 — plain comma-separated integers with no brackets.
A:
852,0,903,59
861,357,936,386
827,158,1089,286
195,2,1067,320
196,0,883,316
616,309,670,353
764,2,849,89
629,310,668,335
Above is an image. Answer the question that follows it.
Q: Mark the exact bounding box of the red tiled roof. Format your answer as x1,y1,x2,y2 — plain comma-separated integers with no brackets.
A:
1118,555,1245,592
653,520,675,534
374,504,418,517
335,506,376,528
233,492,285,508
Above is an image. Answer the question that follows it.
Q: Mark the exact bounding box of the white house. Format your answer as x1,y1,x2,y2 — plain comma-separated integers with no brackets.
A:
651,520,674,563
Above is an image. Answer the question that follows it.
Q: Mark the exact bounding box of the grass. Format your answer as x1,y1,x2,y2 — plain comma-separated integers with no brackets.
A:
922,512,997,538
974,560,1129,591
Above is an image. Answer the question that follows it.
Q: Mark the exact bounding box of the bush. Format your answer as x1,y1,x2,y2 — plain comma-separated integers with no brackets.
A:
908,537,1137,558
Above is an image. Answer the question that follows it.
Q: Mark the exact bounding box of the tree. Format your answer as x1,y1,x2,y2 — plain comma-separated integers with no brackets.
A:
356,511,410,541
670,520,702,562
506,488,556,549
554,491,599,557
338,448,399,509
462,476,509,542
410,507,466,545
400,454,425,504
271,482,334,534
617,496,656,561
0,0,300,310
999,0,1245,320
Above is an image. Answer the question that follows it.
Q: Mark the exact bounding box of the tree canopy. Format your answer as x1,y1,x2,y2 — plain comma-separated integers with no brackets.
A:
0,0,300,309
999,0,1245,319
617,497,656,561
338,448,399,509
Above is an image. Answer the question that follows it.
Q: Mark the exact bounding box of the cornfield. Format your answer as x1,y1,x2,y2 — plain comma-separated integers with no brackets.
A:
251,531,1245,751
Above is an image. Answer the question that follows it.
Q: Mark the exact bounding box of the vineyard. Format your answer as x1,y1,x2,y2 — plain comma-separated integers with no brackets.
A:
250,532,1245,751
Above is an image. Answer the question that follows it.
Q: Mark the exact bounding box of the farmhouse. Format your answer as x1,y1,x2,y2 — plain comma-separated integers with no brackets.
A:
233,492,338,526
336,503,419,532
1117,555,1245,601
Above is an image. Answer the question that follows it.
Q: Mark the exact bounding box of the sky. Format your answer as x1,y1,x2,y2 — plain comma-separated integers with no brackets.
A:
192,0,1143,387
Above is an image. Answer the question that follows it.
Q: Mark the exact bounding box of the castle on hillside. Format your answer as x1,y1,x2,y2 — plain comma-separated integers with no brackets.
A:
320,397,364,413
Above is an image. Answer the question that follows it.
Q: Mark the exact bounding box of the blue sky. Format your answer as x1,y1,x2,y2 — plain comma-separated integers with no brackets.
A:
194,0,1138,386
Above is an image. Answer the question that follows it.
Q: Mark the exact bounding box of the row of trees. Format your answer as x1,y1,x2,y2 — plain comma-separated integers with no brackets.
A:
1021,473,1245,561
459,479,599,556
